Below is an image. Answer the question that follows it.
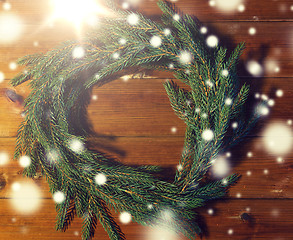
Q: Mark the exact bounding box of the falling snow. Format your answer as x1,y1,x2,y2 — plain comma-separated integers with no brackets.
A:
201,113,208,119
208,209,214,215
209,0,216,7
262,122,293,156
222,69,229,77
53,191,65,204
257,105,270,116
173,14,180,21
232,122,238,129
112,52,120,59
238,4,245,12
0,14,23,44
179,51,193,64
11,181,42,214
211,156,231,178
248,27,257,35
72,46,85,59
202,129,214,141
261,94,268,101
0,71,4,83
9,61,17,70
33,41,39,47
213,0,244,13
68,138,85,154
267,99,275,107
246,60,263,77
200,26,208,34
276,89,283,97
119,38,127,45
19,155,31,168
119,212,132,224
171,127,177,133
127,13,139,25
46,149,59,164
206,35,219,48
228,228,234,235
277,157,284,163
122,2,129,9
177,164,183,171
164,28,171,35
150,36,162,48
3,2,11,11
225,98,232,105
94,173,107,185
0,152,9,166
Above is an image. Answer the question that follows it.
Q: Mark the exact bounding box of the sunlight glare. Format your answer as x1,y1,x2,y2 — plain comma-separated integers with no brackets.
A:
51,0,103,27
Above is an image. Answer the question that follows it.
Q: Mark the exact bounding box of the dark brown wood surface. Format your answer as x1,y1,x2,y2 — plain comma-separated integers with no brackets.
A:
0,0,293,239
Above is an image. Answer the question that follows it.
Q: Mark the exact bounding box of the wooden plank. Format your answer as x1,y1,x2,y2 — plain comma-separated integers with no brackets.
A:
4,0,293,22
0,21,292,79
1,136,293,199
0,198,293,239
136,0,293,22
1,77,291,137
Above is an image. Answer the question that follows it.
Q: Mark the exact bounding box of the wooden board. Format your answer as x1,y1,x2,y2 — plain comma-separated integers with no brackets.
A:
1,77,292,137
0,0,293,239
4,0,293,22
0,199,293,239
0,136,293,199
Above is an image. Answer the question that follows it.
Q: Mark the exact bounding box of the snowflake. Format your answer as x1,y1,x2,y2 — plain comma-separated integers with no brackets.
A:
202,129,214,141
211,156,230,178
206,35,219,48
9,61,18,70
173,14,180,21
119,212,132,224
225,98,232,105
163,28,171,35
150,36,162,48
19,155,31,167
72,46,85,59
0,152,9,166
276,89,283,97
179,51,193,64
127,13,139,25
119,38,127,45
246,60,263,77
94,173,107,185
200,26,208,34
53,191,65,204
112,52,120,59
68,138,85,154
238,4,245,12
222,69,229,77
0,71,5,83
248,27,256,35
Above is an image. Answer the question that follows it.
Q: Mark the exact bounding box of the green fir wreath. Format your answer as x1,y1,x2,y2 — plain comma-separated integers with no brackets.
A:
11,1,259,239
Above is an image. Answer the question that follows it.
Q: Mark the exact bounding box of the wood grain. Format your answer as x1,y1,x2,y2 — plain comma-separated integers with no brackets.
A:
1,77,292,137
0,0,292,239
1,198,293,239
4,0,293,22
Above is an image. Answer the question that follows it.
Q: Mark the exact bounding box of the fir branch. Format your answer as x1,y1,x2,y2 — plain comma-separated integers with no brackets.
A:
10,1,255,239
